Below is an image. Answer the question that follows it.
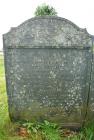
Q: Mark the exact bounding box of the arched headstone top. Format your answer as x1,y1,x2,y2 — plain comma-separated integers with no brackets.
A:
3,16,93,48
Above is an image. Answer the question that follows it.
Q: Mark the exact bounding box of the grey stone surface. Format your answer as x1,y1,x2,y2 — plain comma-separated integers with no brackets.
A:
87,38,94,121
3,16,94,126
3,16,92,48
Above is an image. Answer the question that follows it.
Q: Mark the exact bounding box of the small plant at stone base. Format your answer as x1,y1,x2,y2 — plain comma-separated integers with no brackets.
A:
41,120,61,140
22,121,41,134
21,120,61,140
20,121,43,139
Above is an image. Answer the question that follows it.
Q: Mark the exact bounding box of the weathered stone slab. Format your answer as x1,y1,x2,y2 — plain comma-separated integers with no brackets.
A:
3,16,94,126
87,40,94,121
3,16,92,48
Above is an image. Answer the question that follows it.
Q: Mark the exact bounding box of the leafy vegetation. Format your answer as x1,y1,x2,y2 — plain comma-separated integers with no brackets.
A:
0,54,94,140
22,120,60,140
34,4,57,16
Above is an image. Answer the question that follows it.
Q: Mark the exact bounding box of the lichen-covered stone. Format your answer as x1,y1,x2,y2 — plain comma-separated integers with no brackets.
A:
3,16,94,127
3,16,92,48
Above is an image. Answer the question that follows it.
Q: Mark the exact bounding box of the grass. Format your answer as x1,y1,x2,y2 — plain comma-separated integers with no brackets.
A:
0,54,94,140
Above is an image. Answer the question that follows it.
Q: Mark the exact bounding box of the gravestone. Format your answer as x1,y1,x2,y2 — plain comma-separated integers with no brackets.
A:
3,16,94,127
